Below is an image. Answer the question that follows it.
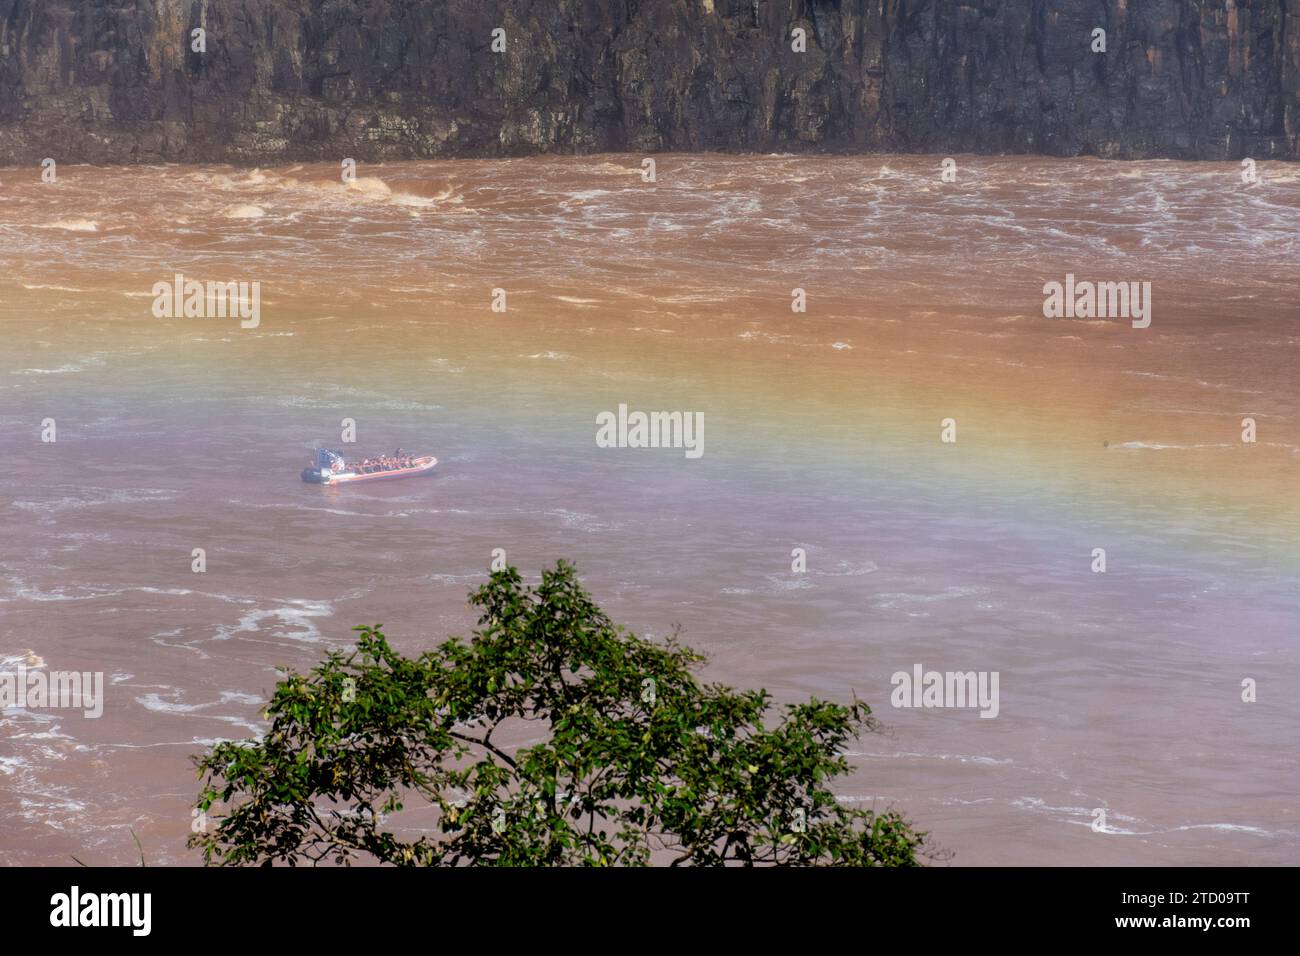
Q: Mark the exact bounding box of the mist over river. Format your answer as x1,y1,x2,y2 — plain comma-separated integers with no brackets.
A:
1,155,1297,865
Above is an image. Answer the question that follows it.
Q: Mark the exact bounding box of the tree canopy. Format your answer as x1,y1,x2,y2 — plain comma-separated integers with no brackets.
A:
190,561,925,866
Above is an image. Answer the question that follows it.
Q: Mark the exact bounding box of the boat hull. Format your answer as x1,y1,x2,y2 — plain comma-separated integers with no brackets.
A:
302,456,437,485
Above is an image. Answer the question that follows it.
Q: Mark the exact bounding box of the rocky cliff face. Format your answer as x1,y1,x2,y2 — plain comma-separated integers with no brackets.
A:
0,0,1295,164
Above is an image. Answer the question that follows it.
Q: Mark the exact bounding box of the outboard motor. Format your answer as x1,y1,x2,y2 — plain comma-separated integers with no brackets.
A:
302,448,343,483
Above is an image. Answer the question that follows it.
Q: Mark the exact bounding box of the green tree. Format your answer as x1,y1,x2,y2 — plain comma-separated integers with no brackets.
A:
190,561,925,866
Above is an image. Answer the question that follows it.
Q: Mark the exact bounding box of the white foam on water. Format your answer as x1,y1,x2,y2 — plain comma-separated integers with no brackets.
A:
1015,797,1147,833
0,754,27,776
228,499,391,518
19,792,89,823
37,219,99,232
545,509,621,533
135,692,264,733
219,691,264,705
849,751,1014,767
588,161,641,176
12,354,106,375
872,585,991,609
213,599,335,644
13,364,89,375
2,578,244,605
221,203,266,219
765,575,814,591
136,692,219,715
561,188,612,202
427,572,486,585
392,192,445,208
0,574,97,606
737,330,794,344
1111,441,1236,451
1171,823,1272,836
10,487,176,515
821,560,878,577
347,176,392,198
52,531,114,544
0,650,46,677
20,283,88,292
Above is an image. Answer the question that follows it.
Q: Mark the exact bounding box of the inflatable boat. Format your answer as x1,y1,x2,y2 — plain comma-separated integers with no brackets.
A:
302,449,437,485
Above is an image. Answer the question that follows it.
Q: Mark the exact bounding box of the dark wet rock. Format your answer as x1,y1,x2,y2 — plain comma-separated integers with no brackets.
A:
0,0,1295,164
